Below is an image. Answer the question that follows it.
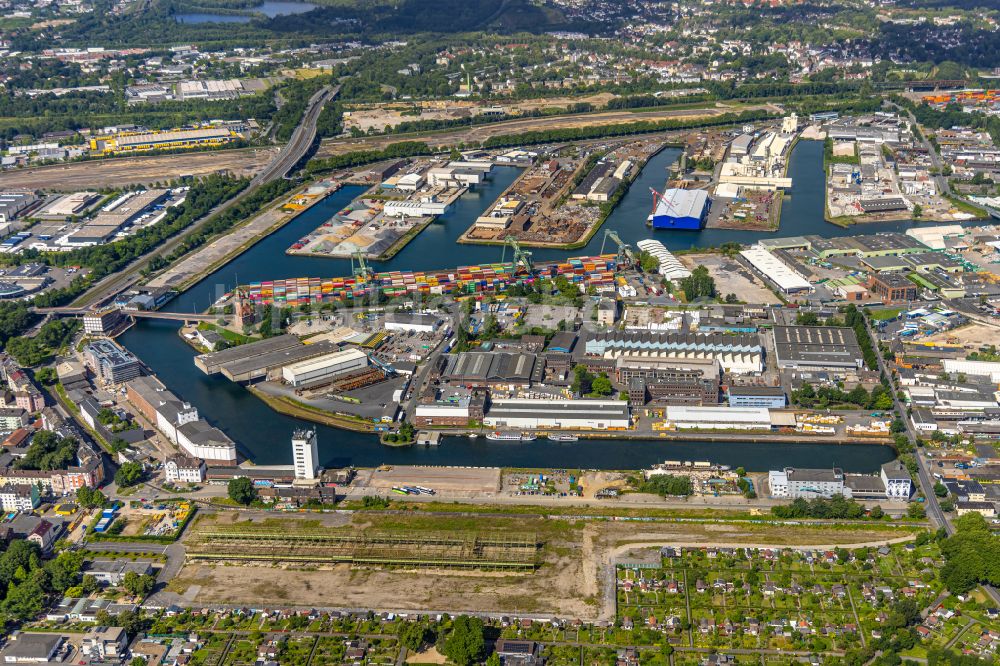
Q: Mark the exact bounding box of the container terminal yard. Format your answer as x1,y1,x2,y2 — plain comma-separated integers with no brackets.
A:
239,254,620,306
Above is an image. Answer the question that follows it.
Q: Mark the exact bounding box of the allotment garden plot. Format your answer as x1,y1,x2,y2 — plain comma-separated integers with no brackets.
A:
615,542,993,654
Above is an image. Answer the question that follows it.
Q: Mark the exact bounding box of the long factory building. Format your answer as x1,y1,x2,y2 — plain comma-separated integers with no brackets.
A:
484,399,631,430
739,246,812,295
195,335,341,383
90,127,239,155
585,331,763,374
281,348,369,387
126,375,237,463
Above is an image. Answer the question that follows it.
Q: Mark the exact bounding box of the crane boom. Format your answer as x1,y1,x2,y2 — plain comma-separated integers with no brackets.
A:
600,229,636,267
501,235,533,275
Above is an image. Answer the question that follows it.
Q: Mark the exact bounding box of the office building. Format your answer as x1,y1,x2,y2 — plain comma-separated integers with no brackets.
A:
292,429,319,480
881,460,912,500
628,377,719,406
727,386,786,409
414,389,485,427
869,273,918,304
83,339,142,385
768,467,845,498
81,627,128,660
82,308,126,336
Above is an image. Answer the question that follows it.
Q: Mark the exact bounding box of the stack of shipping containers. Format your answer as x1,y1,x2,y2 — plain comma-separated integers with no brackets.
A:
241,254,619,306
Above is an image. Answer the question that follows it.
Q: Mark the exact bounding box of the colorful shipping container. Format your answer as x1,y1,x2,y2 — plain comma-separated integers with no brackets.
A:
239,255,620,306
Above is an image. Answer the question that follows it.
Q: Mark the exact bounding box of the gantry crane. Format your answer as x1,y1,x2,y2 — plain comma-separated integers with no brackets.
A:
600,229,636,267
501,235,533,275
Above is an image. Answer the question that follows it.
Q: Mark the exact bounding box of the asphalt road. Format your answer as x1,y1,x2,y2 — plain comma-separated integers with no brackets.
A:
68,84,337,309
252,84,337,185
866,319,948,531
890,101,998,218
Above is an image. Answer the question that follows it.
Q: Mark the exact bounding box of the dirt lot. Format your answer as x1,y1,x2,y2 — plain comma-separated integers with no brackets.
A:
406,647,447,664
680,253,781,304
0,148,277,191
316,104,780,159
922,321,1000,349
359,466,502,494
172,510,911,621
578,472,630,499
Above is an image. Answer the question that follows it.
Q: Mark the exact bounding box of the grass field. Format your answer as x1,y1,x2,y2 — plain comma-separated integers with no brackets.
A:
867,307,903,321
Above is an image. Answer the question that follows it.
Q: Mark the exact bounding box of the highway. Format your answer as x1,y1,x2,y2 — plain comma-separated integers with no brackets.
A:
68,84,337,310
252,84,337,185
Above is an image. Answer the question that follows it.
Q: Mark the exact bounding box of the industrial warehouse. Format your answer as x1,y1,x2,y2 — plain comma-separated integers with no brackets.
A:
89,126,240,154
126,375,238,462
483,399,631,430
585,330,763,374
281,348,370,387
649,188,710,230
739,246,813,295
195,336,342,383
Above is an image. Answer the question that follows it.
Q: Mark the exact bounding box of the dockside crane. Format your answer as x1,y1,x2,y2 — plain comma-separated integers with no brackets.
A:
500,235,533,275
351,251,376,300
600,229,636,268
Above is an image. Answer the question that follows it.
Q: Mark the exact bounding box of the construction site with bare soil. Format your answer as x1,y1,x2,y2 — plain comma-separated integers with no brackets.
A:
168,508,917,621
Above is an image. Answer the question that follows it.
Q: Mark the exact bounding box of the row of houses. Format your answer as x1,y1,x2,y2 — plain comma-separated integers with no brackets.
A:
0,435,105,494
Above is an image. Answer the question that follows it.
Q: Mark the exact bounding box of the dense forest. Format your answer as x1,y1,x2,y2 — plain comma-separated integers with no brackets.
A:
873,22,1000,69
13,0,598,52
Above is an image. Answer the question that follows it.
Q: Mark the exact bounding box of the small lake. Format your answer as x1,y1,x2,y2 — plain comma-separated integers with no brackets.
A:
175,1,316,23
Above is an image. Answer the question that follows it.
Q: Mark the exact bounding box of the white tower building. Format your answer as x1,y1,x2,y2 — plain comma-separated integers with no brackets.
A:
292,428,318,480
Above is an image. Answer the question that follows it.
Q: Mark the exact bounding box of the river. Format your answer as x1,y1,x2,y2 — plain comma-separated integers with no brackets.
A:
119,140,902,471
175,1,316,23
